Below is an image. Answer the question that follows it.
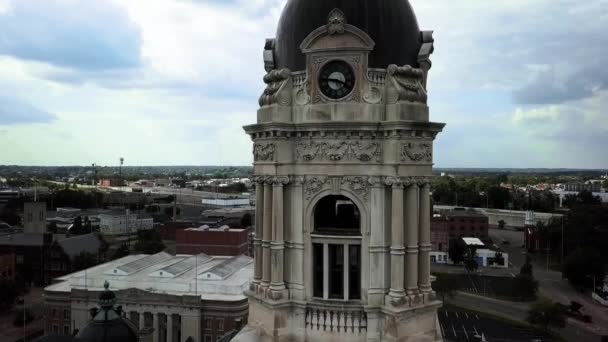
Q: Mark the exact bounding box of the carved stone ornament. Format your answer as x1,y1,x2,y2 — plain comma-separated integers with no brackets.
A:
327,9,346,35
342,176,369,200
304,176,327,199
253,143,275,162
401,142,432,163
295,141,382,163
270,176,290,186
385,64,427,104
259,68,292,107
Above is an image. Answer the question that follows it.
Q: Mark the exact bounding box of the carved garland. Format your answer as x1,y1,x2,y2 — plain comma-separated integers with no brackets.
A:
401,142,432,163
296,141,382,163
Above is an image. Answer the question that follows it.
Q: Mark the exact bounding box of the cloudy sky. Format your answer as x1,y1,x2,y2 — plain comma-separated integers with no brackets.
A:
0,0,606,168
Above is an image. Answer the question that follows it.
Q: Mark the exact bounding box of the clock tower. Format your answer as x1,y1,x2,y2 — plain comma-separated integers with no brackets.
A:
235,1,445,341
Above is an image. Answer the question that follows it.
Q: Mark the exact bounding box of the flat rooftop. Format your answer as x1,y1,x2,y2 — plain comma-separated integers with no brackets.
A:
45,252,253,301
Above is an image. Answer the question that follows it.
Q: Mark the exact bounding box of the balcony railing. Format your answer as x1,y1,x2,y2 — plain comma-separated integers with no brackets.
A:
305,303,367,334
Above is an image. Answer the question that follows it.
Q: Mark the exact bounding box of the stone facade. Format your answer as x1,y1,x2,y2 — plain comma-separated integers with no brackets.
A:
44,284,248,342
234,6,445,342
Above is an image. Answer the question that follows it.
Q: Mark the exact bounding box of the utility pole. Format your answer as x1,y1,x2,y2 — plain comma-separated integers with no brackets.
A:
546,245,550,271
561,216,564,265
119,157,124,178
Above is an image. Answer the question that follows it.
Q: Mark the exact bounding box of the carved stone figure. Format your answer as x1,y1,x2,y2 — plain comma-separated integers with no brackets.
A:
259,69,292,107
386,64,427,104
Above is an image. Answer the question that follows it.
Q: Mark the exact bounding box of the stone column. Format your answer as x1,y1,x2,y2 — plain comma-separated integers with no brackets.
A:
139,312,145,330
153,312,159,342
387,177,406,305
167,314,173,342
253,179,264,287
418,180,432,293
261,180,273,291
270,176,288,299
405,181,419,295
290,176,305,300
368,177,389,306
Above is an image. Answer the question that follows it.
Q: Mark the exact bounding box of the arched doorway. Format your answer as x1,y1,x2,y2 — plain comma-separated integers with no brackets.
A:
311,195,361,301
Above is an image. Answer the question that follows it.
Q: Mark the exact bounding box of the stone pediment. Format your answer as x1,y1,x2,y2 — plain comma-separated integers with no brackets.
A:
300,9,375,54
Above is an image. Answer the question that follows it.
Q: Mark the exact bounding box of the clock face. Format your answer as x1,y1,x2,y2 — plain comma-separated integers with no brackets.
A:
318,60,355,99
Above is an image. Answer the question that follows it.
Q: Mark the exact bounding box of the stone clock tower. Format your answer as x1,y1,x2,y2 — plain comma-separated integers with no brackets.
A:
234,1,444,341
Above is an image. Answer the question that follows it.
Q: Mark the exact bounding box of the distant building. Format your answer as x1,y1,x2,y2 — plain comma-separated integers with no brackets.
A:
201,198,250,207
462,237,509,268
201,207,254,228
431,208,489,253
44,252,252,342
98,211,154,235
176,226,250,256
0,232,104,285
98,178,126,187
0,189,20,207
430,215,449,252
24,202,47,233
564,182,601,192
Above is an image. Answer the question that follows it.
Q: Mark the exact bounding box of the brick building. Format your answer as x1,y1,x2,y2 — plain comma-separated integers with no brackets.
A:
431,208,489,252
0,232,104,285
176,226,250,256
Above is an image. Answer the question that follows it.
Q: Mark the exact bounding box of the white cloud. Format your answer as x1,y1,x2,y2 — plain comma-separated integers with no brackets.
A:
0,0,606,168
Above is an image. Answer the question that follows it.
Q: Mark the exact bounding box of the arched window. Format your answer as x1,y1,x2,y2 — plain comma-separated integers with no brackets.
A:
311,195,361,301
313,195,360,235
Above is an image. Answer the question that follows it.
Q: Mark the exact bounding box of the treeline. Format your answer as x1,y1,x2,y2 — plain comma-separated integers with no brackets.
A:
431,175,556,212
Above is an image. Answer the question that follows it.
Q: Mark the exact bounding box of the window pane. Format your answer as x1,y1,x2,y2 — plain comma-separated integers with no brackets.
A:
328,244,343,299
349,245,361,300
313,243,324,298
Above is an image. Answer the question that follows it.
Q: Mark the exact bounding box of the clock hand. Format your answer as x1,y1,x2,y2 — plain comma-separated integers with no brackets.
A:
321,77,347,86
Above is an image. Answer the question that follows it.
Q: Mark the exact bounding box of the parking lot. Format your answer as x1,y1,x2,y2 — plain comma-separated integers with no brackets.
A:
438,308,553,342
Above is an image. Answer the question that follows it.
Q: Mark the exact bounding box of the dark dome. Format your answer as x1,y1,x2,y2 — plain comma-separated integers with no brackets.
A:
77,318,139,342
274,0,422,70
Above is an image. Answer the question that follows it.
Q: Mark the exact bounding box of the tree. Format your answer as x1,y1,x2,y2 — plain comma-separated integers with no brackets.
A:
493,251,505,267
432,273,462,301
498,219,506,230
527,301,566,332
164,207,181,217
520,255,533,276
112,244,130,260
134,230,165,254
13,308,35,327
0,280,18,310
562,247,605,289
464,245,479,273
513,274,538,300
240,213,252,228
448,239,466,265
72,251,98,272
48,221,58,234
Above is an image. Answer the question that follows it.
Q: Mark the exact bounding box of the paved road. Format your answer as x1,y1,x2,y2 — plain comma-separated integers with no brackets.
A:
439,308,550,342
445,291,605,342
489,228,608,337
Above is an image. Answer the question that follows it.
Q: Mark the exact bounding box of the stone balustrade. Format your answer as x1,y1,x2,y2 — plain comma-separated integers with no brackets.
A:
304,303,367,334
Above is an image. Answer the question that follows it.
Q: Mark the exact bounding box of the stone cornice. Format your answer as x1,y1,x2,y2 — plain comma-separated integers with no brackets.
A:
244,121,445,137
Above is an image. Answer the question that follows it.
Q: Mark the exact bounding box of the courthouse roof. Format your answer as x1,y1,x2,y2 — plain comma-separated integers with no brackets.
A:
45,252,253,301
